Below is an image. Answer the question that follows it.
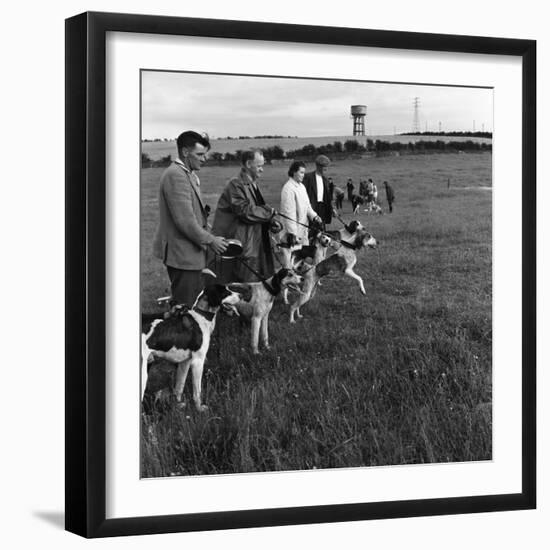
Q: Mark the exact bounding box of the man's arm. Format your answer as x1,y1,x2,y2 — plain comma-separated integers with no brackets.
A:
228,180,273,224
303,172,315,206
162,170,214,247
324,176,333,202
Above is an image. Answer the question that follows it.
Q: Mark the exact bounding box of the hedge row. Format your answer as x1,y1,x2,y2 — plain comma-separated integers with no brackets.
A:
141,139,492,168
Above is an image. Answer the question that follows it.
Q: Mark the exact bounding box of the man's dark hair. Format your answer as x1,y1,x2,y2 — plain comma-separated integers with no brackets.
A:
176,131,211,152
288,160,306,178
240,149,263,166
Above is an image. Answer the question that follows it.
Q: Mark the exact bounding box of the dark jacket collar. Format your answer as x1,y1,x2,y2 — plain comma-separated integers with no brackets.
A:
240,168,256,186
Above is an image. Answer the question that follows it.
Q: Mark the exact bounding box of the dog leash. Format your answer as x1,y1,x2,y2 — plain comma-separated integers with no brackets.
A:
338,239,360,251
275,211,312,229
333,211,351,228
269,234,287,269
235,257,277,295
211,244,277,295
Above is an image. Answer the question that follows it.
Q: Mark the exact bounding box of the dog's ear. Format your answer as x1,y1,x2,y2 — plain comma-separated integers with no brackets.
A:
286,233,298,247
165,303,189,318
271,268,289,294
356,231,373,249
227,283,252,302
345,220,358,233
275,268,289,281
203,284,227,307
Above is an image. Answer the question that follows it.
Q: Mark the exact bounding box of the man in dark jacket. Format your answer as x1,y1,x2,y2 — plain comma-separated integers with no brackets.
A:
346,178,354,202
303,154,332,226
383,180,395,213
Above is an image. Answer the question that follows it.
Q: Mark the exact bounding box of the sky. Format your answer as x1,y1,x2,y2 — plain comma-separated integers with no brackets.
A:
141,70,493,140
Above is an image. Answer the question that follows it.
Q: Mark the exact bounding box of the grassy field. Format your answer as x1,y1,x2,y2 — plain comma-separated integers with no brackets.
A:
140,152,492,477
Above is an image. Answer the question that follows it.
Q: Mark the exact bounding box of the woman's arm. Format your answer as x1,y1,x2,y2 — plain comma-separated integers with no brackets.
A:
279,183,298,236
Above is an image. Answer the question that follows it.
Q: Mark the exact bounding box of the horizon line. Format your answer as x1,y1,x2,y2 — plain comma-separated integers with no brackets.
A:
141,131,494,142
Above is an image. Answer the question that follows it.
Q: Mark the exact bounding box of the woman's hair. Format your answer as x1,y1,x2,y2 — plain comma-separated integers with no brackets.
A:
288,161,306,178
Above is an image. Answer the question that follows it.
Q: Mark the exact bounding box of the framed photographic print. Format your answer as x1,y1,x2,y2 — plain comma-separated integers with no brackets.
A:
65,11,536,538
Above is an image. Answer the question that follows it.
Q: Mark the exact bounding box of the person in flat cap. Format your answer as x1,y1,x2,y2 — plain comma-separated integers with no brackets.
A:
303,154,333,226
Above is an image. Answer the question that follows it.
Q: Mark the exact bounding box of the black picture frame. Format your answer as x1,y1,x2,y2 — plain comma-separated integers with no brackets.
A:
65,11,536,538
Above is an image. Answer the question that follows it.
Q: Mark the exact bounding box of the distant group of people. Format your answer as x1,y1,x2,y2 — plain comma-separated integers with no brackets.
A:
152,130,395,305
331,177,394,214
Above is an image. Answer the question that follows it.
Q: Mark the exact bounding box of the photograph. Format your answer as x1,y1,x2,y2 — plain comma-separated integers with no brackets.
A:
139,70,493,478
0,0,543,545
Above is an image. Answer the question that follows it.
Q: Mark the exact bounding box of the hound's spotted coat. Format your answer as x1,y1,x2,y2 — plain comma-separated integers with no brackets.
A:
289,221,377,323
141,284,241,411
229,268,303,354
279,230,332,305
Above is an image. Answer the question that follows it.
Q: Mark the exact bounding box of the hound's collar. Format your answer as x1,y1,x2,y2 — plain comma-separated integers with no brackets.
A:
262,280,277,296
340,240,359,250
193,308,216,321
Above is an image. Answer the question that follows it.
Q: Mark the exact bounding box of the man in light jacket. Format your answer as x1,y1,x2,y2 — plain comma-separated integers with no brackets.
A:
211,150,276,283
152,131,227,306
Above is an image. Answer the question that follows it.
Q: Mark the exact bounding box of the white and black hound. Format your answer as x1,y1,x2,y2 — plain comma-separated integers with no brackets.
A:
279,230,333,305
141,284,241,411
274,232,306,272
289,221,377,323
229,268,303,354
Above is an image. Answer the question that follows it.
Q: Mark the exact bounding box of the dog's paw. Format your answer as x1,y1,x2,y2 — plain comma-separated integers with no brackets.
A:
252,348,260,355
196,404,209,413
175,401,187,410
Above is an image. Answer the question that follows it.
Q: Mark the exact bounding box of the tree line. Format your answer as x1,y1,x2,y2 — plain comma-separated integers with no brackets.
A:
141,138,492,168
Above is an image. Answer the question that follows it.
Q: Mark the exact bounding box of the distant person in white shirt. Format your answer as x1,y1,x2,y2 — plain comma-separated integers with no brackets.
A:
279,161,322,255
366,178,375,205
303,155,333,227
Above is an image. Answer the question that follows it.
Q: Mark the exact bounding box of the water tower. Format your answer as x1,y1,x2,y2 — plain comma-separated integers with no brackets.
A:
350,105,367,136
